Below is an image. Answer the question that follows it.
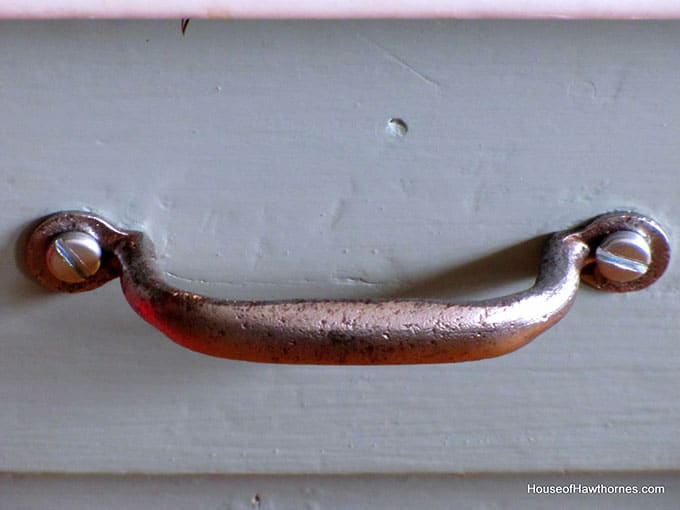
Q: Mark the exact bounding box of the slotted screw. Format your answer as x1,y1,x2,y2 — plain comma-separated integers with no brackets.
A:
595,230,652,283
46,231,102,283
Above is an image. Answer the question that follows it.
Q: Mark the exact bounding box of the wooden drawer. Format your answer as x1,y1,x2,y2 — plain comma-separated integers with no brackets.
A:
1,20,679,486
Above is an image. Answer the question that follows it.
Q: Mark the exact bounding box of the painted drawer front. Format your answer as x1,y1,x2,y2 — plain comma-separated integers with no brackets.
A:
1,20,679,474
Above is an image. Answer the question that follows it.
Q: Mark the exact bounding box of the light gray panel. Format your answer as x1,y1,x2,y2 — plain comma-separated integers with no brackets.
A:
1,21,679,474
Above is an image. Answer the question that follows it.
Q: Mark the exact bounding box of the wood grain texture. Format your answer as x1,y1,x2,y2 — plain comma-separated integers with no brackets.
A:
1,20,680,474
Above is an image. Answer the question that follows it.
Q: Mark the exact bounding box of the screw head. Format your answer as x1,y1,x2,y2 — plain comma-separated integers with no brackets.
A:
46,231,102,283
595,230,652,283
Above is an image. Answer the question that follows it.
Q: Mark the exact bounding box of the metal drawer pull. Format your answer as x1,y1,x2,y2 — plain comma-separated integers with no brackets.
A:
25,211,670,364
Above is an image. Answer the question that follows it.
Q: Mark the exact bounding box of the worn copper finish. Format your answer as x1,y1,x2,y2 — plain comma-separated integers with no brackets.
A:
24,211,670,364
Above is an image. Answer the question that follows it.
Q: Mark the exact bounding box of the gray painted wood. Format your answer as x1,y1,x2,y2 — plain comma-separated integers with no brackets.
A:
1,473,678,509
1,20,680,474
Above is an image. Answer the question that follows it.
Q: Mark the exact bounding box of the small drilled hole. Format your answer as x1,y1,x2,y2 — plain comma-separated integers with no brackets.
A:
386,118,408,137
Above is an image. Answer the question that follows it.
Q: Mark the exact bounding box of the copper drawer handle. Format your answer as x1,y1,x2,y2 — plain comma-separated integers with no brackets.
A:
25,211,670,364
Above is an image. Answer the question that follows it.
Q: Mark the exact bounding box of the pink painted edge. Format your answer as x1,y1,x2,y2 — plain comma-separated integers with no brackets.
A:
2,2,680,19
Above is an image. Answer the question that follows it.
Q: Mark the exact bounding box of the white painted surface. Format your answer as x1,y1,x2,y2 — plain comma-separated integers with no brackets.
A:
1,21,680,475
3,1,680,19
1,473,678,509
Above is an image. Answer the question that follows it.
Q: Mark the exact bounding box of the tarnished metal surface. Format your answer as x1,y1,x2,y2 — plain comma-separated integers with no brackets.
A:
23,211,670,364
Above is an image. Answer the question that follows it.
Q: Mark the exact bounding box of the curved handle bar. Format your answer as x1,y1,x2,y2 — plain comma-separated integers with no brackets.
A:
25,211,670,364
